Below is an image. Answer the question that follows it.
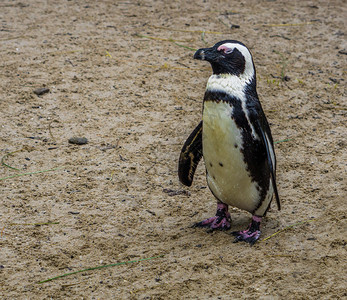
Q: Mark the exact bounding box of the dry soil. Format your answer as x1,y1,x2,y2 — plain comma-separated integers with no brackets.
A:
0,0,346,299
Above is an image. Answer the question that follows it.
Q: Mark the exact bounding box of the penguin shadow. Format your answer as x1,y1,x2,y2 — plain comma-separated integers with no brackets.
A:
231,213,281,232
228,215,251,231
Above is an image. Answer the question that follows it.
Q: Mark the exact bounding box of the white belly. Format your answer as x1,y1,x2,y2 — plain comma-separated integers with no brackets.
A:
202,101,261,213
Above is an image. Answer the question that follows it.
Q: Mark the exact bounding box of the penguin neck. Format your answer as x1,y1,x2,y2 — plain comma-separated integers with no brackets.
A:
206,73,255,98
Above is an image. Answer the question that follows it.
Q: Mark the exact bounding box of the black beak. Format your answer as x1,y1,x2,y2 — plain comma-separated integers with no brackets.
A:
194,47,215,61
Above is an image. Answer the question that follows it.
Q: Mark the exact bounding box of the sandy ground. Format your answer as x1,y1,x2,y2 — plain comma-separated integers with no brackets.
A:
0,0,346,298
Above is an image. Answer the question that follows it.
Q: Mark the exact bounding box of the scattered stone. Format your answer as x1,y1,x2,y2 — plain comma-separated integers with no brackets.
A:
33,87,50,96
68,137,88,145
162,188,191,196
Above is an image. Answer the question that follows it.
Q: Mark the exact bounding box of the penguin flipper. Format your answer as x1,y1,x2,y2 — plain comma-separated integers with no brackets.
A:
178,121,203,186
257,119,281,211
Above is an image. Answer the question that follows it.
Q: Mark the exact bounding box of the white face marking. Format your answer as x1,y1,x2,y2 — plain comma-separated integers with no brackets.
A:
217,42,255,80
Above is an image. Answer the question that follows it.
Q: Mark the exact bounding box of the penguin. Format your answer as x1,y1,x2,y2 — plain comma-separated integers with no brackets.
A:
178,40,280,245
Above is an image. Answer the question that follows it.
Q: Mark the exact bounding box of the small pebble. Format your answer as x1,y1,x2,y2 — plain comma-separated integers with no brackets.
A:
68,137,88,145
33,87,50,96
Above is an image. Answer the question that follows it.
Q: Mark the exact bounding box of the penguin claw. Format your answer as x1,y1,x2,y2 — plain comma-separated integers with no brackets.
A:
232,230,261,245
192,203,231,231
193,214,231,231
232,215,262,245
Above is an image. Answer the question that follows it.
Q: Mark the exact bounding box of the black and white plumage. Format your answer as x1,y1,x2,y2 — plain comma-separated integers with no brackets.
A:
178,40,280,245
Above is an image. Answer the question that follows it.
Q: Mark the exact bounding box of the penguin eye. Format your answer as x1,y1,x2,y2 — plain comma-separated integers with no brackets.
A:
217,45,234,55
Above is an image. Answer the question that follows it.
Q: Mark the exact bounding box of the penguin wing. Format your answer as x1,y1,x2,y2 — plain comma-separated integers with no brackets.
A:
256,118,281,210
178,121,203,186
251,102,281,211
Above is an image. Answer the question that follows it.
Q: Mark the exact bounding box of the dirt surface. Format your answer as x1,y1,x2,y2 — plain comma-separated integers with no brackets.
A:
1,0,346,298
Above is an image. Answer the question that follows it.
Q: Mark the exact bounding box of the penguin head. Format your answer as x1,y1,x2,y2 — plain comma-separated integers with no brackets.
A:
194,40,255,78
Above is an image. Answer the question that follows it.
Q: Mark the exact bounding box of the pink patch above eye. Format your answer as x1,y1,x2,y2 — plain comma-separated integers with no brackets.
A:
217,45,233,54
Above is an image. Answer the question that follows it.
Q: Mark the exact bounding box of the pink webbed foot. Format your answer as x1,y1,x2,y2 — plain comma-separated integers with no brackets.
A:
232,215,262,245
193,203,231,231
